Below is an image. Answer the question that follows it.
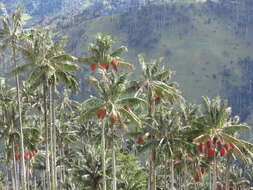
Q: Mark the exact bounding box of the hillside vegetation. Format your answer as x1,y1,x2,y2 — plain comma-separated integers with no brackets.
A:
57,2,253,124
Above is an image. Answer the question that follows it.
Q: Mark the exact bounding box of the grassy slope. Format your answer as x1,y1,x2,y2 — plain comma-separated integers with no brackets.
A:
62,3,253,103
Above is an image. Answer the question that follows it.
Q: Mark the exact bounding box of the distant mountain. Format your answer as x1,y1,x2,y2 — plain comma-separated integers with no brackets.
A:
53,1,253,132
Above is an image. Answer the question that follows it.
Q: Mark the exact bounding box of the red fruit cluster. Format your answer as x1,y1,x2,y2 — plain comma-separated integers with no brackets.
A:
99,64,109,70
225,143,231,152
199,143,205,152
96,108,106,119
220,149,225,157
200,168,205,175
110,60,119,72
90,64,97,71
198,137,232,158
90,59,119,72
206,139,212,149
207,148,215,158
110,114,117,124
15,149,39,161
137,136,143,144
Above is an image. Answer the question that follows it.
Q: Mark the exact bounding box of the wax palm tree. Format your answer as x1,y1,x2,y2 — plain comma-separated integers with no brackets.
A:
0,5,27,189
15,28,80,190
80,71,145,190
130,55,182,190
193,96,253,190
79,33,142,190
78,33,131,72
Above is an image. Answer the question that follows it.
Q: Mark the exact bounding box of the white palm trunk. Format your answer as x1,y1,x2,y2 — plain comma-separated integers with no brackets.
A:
52,82,57,190
112,131,117,190
12,139,18,190
212,159,217,190
49,85,56,190
43,84,51,190
102,120,107,190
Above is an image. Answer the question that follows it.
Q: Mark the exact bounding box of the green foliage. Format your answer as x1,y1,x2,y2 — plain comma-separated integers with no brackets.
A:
117,152,147,190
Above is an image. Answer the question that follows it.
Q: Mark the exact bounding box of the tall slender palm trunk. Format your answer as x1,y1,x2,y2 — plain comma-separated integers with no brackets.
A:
59,144,64,190
102,120,107,190
212,159,217,190
149,147,156,190
52,81,57,189
12,141,18,190
43,83,51,190
49,85,56,190
112,128,117,190
225,162,230,190
12,42,27,190
148,98,156,190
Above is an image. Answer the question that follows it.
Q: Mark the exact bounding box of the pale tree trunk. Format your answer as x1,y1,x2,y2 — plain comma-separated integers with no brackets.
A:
43,83,51,190
225,161,230,190
52,81,57,190
102,120,107,190
59,145,64,190
209,167,212,190
12,141,18,190
112,128,117,190
148,98,156,190
49,85,56,190
212,159,217,190
27,161,30,190
11,169,15,190
12,41,27,190
149,147,156,190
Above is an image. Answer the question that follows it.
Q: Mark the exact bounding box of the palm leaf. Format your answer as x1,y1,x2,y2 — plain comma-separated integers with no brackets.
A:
119,107,141,127
110,46,127,57
55,61,80,72
117,97,147,107
222,125,249,134
78,57,96,65
50,54,78,62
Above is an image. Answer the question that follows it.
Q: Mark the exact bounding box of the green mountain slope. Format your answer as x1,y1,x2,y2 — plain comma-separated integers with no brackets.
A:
61,3,253,107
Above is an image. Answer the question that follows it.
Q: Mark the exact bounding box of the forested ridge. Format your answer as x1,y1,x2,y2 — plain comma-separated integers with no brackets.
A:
1,1,253,190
